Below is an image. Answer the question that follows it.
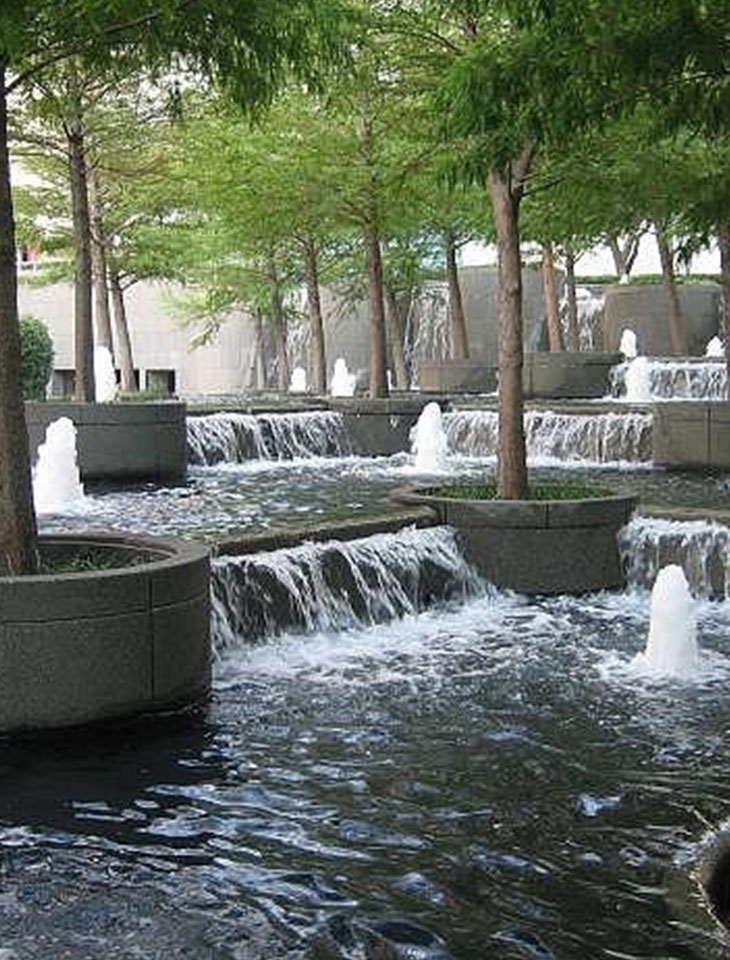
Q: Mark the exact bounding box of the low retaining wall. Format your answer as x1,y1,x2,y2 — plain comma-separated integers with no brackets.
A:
652,402,730,470
0,533,210,734
26,401,187,480
329,397,438,456
395,488,636,594
419,360,496,394
523,352,622,399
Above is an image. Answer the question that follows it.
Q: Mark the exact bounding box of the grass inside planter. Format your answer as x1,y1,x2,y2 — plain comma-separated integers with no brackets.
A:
423,481,611,501
38,548,157,575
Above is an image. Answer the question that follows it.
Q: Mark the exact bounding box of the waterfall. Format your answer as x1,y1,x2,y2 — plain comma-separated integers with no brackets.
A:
620,515,730,599
210,526,484,651
187,411,351,465
610,359,727,401
444,410,652,464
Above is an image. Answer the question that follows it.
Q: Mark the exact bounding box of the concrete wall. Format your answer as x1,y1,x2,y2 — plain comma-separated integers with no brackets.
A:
523,352,623,399
652,401,730,470
330,397,438,456
0,533,210,733
395,489,636,595
26,400,187,480
603,283,722,356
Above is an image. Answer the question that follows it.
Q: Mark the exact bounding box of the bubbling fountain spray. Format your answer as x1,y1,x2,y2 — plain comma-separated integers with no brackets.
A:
706,336,724,358
94,345,117,402
32,417,86,514
620,328,638,360
641,564,698,679
624,355,652,402
330,357,356,397
289,366,307,393
410,401,448,472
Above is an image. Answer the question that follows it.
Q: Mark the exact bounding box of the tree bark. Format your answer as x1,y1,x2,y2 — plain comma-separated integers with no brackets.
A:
303,237,326,394
109,271,136,392
717,224,730,398
88,169,113,353
249,307,266,390
0,71,38,574
654,222,686,356
384,283,409,389
564,249,580,351
608,234,640,281
541,242,563,352
268,257,289,391
444,229,469,360
364,218,389,398
67,105,95,401
487,165,528,500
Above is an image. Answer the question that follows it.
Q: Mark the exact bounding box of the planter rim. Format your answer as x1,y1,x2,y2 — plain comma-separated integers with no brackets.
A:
0,531,209,584
394,485,636,508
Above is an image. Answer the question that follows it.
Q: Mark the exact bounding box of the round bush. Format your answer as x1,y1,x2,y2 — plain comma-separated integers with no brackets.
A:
20,315,54,400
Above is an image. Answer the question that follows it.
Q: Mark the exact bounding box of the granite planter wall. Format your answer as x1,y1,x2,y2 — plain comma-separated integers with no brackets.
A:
329,397,437,456
652,401,730,471
603,283,721,356
419,360,497,394
394,488,636,595
26,401,187,481
523,352,622,399
0,533,210,734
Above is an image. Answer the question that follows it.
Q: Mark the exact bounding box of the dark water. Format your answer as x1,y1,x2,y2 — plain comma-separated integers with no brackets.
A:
2,588,730,957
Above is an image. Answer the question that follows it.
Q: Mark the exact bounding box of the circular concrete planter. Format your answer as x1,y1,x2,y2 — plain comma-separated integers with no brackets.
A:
394,487,636,595
0,533,210,734
697,830,730,932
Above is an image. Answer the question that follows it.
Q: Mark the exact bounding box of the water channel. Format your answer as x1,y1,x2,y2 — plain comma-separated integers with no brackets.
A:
4,399,730,958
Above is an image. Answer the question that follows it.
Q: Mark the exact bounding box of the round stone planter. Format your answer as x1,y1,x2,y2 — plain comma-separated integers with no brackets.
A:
394,487,636,595
0,533,210,734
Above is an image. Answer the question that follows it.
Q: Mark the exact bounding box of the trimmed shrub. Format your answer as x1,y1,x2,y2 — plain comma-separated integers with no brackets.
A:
20,315,54,400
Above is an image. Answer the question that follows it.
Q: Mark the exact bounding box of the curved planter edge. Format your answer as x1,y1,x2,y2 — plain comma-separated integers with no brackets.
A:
0,532,211,735
393,487,636,595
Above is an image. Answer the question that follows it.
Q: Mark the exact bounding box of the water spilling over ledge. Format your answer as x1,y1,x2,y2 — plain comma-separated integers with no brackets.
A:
444,409,652,464
610,357,728,401
211,525,484,651
187,410,351,465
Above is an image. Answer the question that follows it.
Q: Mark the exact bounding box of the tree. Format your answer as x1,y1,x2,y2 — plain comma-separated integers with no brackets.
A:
0,0,351,574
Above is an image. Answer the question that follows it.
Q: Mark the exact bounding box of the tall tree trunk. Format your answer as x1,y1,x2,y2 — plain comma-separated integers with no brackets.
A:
654,222,686,356
67,104,95,401
384,283,408,389
487,164,528,500
303,237,326,394
268,257,289,391
717,224,730,398
564,249,580,351
109,271,136,392
541,242,563,351
608,234,641,281
88,169,113,353
364,218,389,398
0,72,38,575
444,229,469,360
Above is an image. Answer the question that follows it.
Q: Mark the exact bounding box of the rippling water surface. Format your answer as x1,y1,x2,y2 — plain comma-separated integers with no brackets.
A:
3,589,730,957
6,445,730,956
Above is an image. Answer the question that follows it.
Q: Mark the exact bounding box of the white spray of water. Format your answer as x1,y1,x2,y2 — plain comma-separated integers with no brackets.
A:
706,336,724,358
94,345,117,402
289,366,307,393
330,357,356,397
32,417,86,514
619,328,638,359
410,401,448,472
641,564,698,679
624,355,652,402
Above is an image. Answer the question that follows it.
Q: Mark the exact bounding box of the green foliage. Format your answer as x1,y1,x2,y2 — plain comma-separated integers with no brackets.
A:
19,315,54,400
425,481,609,501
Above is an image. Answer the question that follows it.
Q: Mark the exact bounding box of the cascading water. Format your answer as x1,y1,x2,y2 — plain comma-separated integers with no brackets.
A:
94,345,118,402
620,515,730,599
409,401,448,472
211,525,484,651
187,410,352,465
636,564,698,679
610,357,727,400
444,409,652,464
32,416,86,513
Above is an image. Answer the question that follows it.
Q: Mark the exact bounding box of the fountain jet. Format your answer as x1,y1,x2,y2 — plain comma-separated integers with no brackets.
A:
642,564,698,679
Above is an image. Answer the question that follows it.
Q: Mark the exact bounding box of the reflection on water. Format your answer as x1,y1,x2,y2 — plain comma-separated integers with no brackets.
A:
2,590,730,957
